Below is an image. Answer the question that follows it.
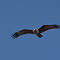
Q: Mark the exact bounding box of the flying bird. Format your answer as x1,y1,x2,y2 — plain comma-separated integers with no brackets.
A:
12,24,60,38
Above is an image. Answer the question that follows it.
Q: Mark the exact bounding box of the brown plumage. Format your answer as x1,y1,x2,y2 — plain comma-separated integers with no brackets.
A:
11,24,60,38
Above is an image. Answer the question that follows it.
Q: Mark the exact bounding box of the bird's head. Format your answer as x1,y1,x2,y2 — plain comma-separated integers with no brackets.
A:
33,29,39,34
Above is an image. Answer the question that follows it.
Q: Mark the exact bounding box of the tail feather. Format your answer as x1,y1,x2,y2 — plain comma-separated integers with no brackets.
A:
37,33,43,38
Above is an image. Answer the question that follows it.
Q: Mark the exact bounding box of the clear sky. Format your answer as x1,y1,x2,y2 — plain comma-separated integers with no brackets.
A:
0,0,60,60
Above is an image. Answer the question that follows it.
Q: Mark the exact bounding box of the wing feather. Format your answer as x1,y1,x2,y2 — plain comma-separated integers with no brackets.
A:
38,24,60,33
12,29,33,38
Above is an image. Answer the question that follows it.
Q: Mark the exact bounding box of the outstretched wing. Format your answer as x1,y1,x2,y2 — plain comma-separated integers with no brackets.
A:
38,24,60,33
12,29,33,38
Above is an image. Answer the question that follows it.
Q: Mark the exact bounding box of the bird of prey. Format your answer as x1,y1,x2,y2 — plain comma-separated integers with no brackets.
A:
12,24,60,38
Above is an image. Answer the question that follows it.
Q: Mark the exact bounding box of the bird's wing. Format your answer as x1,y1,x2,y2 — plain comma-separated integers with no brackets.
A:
12,29,33,38
38,24,60,33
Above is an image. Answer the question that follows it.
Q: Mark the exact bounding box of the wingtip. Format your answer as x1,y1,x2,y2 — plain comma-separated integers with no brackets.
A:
56,25,60,28
11,32,19,39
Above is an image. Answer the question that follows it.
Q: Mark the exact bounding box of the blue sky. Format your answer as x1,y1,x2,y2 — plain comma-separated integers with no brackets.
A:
0,0,60,60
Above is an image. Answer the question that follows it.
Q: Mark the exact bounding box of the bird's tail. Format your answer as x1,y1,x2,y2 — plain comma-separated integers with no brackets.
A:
37,33,43,38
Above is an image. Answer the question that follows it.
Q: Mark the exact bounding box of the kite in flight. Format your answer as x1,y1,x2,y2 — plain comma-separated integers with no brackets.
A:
12,24,60,38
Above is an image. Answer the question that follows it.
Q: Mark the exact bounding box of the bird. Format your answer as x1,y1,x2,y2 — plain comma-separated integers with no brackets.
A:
11,24,60,38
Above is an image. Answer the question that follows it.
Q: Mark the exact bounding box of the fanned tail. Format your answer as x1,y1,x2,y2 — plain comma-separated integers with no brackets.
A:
37,33,43,38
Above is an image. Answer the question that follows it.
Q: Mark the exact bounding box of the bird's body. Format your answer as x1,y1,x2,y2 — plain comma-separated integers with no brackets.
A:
12,24,60,38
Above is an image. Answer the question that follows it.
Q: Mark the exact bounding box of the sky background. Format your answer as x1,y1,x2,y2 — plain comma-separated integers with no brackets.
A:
0,0,60,60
